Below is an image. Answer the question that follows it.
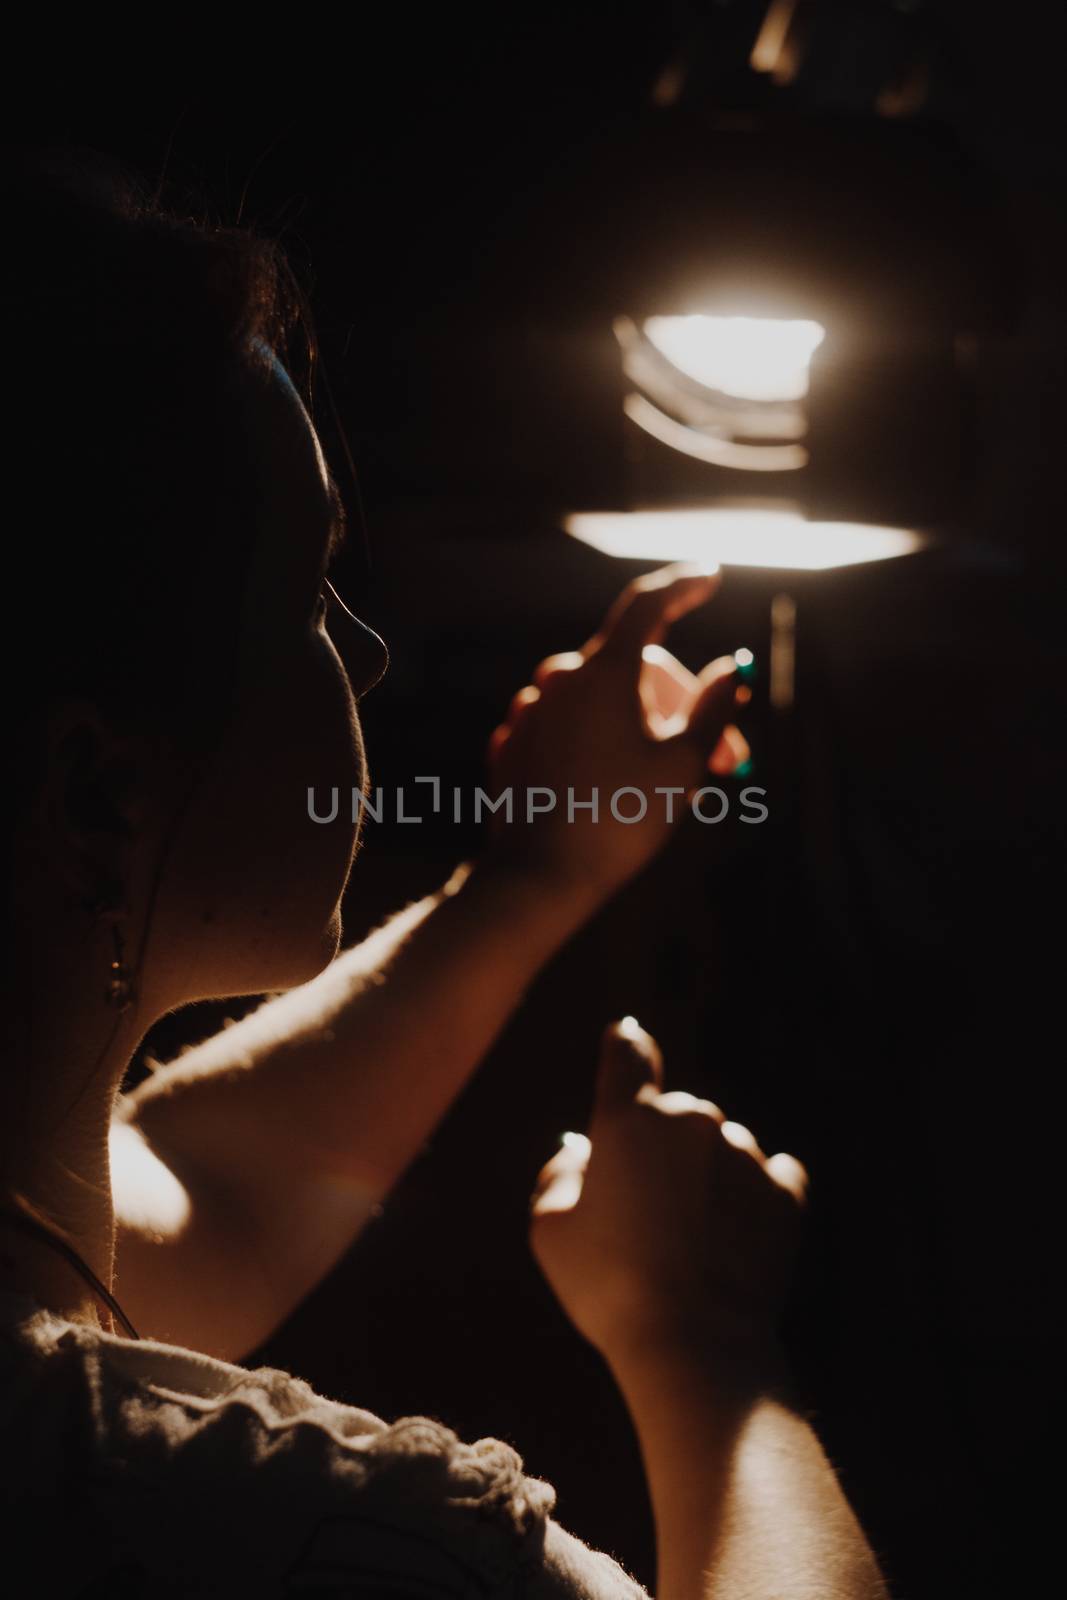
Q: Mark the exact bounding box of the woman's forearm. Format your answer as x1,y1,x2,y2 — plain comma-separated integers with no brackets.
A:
607,1342,889,1600
125,852,595,1225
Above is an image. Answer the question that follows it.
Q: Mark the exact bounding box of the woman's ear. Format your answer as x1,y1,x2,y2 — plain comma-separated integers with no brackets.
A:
35,701,152,910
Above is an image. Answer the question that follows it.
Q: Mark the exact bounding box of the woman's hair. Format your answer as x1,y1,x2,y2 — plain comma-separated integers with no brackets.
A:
1,141,316,821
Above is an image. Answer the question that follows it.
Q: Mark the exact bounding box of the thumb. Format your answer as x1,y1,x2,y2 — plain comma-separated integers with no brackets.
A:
669,657,739,762
530,1133,590,1218
593,1017,663,1121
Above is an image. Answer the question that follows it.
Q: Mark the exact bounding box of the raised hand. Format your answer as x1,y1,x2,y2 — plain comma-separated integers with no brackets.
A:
529,1017,806,1367
485,565,748,908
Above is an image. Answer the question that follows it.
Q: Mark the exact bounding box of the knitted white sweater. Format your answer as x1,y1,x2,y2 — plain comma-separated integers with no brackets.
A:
0,1290,649,1598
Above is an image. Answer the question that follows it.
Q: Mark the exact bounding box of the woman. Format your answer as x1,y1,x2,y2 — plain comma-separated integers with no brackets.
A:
0,144,888,1597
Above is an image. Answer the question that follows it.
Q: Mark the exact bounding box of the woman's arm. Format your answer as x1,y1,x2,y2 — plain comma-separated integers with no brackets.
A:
530,1021,889,1600
608,1344,888,1600
115,853,594,1358
115,566,740,1359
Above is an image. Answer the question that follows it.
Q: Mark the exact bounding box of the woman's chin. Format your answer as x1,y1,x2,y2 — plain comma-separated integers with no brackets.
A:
281,908,344,989
320,904,344,965
206,914,344,1001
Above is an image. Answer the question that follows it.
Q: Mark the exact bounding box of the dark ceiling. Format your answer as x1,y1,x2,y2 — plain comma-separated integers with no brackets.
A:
5,3,1063,540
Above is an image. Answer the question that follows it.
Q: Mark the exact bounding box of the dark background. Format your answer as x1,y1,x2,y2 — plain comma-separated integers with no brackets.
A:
8,4,1065,1596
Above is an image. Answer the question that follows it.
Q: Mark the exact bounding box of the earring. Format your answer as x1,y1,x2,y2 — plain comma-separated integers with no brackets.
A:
104,922,136,1012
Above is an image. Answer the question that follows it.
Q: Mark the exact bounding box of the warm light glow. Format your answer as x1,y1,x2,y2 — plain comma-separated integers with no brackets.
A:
616,319,806,439
770,592,797,710
564,509,924,571
623,391,809,472
109,1120,192,1236
643,315,826,403
750,0,801,80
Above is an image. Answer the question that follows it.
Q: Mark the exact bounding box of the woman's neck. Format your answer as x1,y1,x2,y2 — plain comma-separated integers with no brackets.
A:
1,924,148,1332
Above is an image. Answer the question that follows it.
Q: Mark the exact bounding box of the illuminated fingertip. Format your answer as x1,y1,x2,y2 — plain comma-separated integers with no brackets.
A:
618,1015,641,1039
665,561,719,586
721,1120,758,1153
560,1131,592,1157
766,1151,809,1200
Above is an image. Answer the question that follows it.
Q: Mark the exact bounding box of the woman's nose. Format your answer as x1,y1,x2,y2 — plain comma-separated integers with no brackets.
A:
326,582,389,697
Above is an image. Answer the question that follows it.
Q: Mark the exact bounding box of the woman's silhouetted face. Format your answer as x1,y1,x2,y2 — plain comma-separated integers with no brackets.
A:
139,350,388,1005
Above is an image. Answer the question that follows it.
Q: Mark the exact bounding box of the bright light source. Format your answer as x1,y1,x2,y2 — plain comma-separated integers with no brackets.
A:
623,391,809,471
643,315,826,403
564,509,923,570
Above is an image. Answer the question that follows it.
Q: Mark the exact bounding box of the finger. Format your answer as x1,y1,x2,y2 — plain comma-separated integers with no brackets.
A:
720,1120,766,1161
593,1016,664,1120
708,724,751,775
506,684,540,724
651,1090,725,1122
488,724,510,760
640,644,700,730
584,566,720,669
533,651,584,688
531,1134,591,1198
531,1134,590,1216
667,656,738,758
765,1151,809,1204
